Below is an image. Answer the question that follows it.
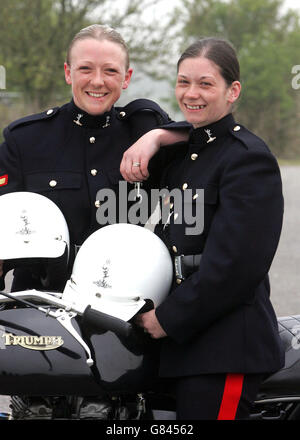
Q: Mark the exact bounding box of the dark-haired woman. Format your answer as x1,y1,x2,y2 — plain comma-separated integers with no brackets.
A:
121,38,284,420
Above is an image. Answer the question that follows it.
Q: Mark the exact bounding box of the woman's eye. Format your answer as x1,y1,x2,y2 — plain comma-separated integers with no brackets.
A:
105,68,118,74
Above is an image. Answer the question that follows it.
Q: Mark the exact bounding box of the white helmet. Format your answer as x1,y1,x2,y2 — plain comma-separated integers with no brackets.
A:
0,191,70,289
63,224,173,322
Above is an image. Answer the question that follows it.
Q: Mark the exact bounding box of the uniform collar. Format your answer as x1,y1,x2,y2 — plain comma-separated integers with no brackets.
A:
67,99,115,129
189,113,236,147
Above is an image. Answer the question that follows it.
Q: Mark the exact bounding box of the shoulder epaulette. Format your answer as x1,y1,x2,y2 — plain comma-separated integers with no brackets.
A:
229,124,268,151
8,107,60,131
116,99,171,124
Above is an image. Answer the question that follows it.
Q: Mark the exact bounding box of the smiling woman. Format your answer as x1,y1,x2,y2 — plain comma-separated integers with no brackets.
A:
64,29,133,115
0,23,188,294
121,37,284,421
175,39,241,128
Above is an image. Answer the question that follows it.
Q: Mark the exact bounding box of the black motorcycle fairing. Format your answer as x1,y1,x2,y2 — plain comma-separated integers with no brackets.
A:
0,307,161,397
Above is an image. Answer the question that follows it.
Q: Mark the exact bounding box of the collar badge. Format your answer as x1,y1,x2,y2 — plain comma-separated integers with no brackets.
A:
74,113,83,126
204,129,216,143
102,116,110,128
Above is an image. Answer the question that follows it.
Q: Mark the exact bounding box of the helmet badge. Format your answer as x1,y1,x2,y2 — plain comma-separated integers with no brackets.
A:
93,260,112,289
17,210,35,236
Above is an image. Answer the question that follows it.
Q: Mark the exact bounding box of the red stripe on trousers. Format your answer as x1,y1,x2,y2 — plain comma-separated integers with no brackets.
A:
217,374,244,420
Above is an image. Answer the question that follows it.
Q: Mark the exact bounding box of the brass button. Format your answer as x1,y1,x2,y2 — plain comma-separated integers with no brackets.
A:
191,153,198,161
49,180,57,187
95,200,101,208
119,111,126,118
233,125,241,131
172,245,178,253
89,137,96,144
46,109,53,115
91,169,98,176
182,183,188,190
176,279,182,285
193,193,199,200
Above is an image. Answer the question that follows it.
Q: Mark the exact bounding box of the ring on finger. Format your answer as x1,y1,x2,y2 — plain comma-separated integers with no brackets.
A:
132,162,141,167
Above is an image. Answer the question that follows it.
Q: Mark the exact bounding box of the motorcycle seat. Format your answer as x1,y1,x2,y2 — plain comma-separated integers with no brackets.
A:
258,315,300,399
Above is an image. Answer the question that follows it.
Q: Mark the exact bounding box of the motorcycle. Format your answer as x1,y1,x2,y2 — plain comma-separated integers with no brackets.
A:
0,286,299,421
0,287,172,420
250,314,300,420
0,292,299,421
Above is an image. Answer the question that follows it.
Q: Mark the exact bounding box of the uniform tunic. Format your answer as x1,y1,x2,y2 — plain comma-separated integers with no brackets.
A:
0,98,171,289
155,113,284,377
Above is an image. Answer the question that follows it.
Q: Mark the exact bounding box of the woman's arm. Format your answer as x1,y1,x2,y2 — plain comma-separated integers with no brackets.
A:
120,128,189,183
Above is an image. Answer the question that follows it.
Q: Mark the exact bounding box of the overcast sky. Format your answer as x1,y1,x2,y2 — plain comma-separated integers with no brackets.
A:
284,0,300,11
143,0,300,17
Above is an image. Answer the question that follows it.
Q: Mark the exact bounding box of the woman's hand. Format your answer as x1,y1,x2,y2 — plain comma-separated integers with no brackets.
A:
120,129,163,182
120,128,188,183
135,309,167,339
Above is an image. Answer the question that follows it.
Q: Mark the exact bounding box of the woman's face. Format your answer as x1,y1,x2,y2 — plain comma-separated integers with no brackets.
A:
64,38,133,115
175,56,240,128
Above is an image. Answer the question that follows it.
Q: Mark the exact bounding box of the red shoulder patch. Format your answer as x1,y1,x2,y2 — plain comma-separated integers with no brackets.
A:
0,175,8,186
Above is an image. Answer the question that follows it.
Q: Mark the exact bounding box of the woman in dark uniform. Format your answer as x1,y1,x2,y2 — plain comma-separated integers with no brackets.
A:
0,24,187,291
122,38,284,420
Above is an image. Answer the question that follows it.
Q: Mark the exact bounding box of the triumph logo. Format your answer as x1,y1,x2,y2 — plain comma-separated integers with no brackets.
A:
1,333,64,351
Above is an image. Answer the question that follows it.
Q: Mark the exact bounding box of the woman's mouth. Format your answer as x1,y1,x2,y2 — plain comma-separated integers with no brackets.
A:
86,92,107,98
185,104,206,110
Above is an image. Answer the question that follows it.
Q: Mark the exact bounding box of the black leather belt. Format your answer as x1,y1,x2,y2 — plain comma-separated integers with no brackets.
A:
174,254,202,283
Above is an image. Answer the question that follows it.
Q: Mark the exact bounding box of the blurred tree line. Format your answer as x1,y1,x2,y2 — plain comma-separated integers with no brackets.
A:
0,0,300,158
170,0,300,159
0,0,166,107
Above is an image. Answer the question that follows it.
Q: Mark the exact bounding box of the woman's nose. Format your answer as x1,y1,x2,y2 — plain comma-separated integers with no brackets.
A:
90,70,105,87
185,83,200,99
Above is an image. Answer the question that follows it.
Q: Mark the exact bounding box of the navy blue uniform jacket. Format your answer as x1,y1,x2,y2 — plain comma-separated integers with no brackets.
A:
155,113,285,376
0,98,171,290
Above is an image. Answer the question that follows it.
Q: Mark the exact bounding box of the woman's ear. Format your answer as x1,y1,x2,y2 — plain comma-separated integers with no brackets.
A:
228,81,241,104
64,62,72,85
122,68,133,90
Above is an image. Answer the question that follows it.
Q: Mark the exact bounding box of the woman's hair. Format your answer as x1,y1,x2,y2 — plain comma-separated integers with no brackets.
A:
66,24,130,70
177,38,240,86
